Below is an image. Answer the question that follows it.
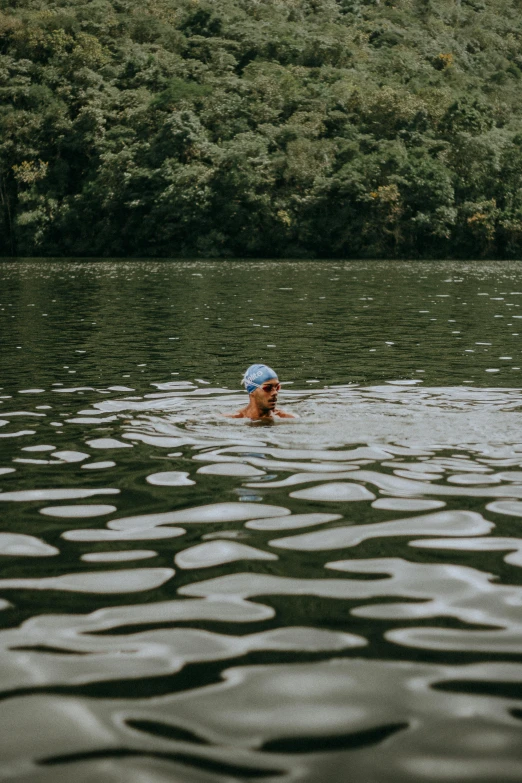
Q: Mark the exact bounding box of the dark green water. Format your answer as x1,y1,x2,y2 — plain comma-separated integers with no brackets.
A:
0,259,521,783
2,258,522,390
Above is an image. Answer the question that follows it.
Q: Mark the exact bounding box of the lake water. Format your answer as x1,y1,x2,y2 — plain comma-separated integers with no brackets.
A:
0,259,521,782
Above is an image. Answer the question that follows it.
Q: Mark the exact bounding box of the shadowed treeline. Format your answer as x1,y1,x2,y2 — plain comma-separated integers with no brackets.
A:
2,0,522,258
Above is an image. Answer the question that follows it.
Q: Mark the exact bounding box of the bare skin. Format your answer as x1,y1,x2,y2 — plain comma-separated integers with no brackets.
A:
225,378,297,421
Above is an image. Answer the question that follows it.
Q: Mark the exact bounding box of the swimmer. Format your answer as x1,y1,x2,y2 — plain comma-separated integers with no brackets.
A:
225,364,297,421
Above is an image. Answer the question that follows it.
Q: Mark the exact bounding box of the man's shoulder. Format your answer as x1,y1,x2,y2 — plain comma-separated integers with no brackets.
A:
275,409,298,419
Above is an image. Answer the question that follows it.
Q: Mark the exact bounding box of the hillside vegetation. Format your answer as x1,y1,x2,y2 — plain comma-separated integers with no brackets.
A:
2,0,522,257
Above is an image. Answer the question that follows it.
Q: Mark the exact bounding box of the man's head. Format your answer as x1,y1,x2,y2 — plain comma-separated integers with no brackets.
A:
242,364,281,412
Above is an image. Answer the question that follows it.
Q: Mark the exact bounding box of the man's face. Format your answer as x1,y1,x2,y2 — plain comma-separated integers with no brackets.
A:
252,378,280,411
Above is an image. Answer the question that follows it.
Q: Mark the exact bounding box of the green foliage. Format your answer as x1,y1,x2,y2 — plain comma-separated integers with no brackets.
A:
1,0,522,257
151,77,212,110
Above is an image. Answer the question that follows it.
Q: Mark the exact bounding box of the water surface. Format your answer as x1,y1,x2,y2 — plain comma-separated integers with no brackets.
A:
0,260,521,782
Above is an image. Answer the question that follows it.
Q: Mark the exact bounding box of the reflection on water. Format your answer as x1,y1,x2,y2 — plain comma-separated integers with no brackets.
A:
0,260,522,782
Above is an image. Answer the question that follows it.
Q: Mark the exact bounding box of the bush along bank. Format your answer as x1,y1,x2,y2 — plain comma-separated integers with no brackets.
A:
2,0,522,258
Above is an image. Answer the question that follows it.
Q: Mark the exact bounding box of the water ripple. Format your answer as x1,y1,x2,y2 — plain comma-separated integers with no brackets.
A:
2,359,522,780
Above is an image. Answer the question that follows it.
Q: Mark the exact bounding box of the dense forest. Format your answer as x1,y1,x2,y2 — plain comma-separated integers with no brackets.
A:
2,0,522,257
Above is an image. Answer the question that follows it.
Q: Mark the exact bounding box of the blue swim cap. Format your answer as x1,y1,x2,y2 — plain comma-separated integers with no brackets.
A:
242,364,278,393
